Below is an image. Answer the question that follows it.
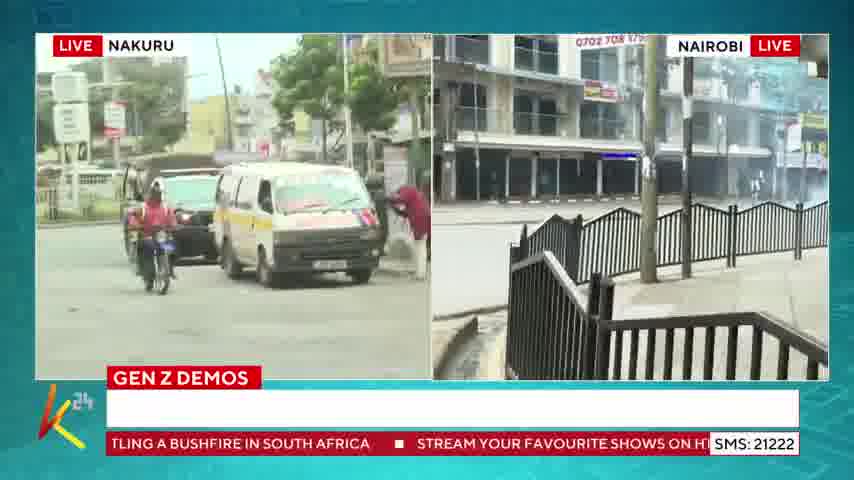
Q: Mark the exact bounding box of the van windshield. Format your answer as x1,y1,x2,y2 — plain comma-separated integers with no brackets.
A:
275,171,371,214
164,176,219,210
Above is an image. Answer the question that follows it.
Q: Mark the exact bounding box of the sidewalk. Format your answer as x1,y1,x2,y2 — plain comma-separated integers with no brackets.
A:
449,249,828,380
433,197,815,226
606,249,828,342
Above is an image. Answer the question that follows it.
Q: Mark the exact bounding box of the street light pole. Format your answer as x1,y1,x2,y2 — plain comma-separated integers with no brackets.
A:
215,35,234,151
681,57,694,279
343,34,354,170
640,35,659,284
472,63,481,202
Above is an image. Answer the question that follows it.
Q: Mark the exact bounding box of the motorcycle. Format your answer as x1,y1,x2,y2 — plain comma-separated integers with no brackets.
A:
139,227,176,295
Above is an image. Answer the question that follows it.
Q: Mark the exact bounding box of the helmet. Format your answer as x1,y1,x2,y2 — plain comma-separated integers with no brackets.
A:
149,181,163,201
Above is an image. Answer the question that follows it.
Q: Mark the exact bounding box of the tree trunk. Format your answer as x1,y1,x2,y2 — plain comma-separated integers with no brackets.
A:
409,83,422,185
321,118,328,163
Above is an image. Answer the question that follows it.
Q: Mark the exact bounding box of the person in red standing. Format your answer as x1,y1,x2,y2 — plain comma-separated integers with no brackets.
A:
128,182,178,279
388,184,431,280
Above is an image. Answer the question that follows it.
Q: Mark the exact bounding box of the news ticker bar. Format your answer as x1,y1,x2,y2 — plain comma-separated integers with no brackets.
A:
105,431,800,456
106,390,799,429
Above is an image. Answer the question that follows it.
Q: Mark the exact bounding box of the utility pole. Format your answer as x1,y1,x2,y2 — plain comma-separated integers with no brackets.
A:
640,35,659,283
472,63,481,201
343,34,354,170
215,35,234,151
108,61,120,169
681,57,694,279
799,123,808,204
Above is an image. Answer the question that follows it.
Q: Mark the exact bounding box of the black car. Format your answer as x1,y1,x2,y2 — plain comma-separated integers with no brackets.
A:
158,174,220,262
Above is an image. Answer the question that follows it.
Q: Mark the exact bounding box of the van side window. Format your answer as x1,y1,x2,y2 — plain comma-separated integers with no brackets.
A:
258,180,273,214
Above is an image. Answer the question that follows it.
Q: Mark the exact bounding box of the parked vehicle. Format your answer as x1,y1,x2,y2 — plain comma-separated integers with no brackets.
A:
212,162,383,287
119,153,222,261
156,174,220,262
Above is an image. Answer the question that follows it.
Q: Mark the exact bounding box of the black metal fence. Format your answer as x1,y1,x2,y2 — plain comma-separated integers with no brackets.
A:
516,201,828,284
505,199,830,381
505,262,829,381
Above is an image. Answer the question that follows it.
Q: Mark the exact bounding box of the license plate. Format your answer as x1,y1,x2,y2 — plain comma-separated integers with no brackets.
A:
313,260,347,270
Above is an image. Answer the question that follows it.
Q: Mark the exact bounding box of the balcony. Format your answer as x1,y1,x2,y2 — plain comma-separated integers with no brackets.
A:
452,36,489,65
513,111,562,136
580,117,636,141
453,106,573,138
433,36,446,60
514,46,558,76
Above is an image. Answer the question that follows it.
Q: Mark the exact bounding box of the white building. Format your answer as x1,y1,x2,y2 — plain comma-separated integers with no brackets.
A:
433,35,778,202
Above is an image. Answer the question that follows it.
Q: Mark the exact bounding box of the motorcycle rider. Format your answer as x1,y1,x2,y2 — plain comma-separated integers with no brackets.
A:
128,182,178,279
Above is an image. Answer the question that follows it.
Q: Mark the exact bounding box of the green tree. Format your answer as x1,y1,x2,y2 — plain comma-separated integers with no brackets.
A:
348,39,406,173
37,97,55,153
349,41,400,134
272,35,345,162
67,58,187,154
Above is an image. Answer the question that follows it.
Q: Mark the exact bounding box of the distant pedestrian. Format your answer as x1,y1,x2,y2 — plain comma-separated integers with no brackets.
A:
388,184,431,280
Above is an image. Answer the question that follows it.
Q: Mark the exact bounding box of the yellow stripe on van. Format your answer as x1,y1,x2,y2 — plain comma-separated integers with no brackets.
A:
215,208,272,231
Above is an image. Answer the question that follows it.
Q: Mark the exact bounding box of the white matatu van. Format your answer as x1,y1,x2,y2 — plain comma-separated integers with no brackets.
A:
212,162,383,287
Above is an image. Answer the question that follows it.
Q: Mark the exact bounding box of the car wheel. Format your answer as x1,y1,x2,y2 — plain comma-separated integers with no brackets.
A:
222,239,242,279
256,247,276,288
350,269,373,285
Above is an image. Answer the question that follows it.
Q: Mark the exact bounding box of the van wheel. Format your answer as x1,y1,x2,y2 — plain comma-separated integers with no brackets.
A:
257,247,276,288
222,239,242,279
350,269,373,284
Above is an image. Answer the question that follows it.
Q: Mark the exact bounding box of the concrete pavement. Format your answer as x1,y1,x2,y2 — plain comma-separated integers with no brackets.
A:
36,225,430,380
433,197,818,226
438,249,828,381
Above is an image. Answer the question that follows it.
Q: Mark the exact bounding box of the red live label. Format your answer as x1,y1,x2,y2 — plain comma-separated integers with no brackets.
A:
750,35,800,57
53,35,103,57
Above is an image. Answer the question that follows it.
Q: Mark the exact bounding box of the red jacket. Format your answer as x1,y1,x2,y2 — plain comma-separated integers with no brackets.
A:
389,185,431,240
128,199,177,237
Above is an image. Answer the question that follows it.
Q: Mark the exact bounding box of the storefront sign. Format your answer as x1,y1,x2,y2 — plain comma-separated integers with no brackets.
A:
782,114,828,169
584,80,619,103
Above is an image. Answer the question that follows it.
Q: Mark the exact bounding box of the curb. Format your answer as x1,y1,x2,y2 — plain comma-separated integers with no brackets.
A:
433,315,479,380
433,305,507,322
376,265,414,278
434,220,547,227
38,220,121,230
475,324,508,381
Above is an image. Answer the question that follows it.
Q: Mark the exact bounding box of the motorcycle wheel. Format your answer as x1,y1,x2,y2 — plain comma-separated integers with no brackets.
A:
157,254,171,295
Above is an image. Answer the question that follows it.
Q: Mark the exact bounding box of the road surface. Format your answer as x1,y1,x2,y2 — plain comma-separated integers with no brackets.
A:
37,225,430,380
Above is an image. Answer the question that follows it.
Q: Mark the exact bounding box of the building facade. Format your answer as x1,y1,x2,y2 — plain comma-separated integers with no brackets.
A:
433,35,791,203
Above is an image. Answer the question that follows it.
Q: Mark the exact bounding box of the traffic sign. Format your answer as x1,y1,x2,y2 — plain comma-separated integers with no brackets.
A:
51,72,88,104
104,101,127,138
53,103,91,144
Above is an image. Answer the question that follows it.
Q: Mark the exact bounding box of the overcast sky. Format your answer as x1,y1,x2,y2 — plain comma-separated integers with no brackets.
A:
36,34,299,99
